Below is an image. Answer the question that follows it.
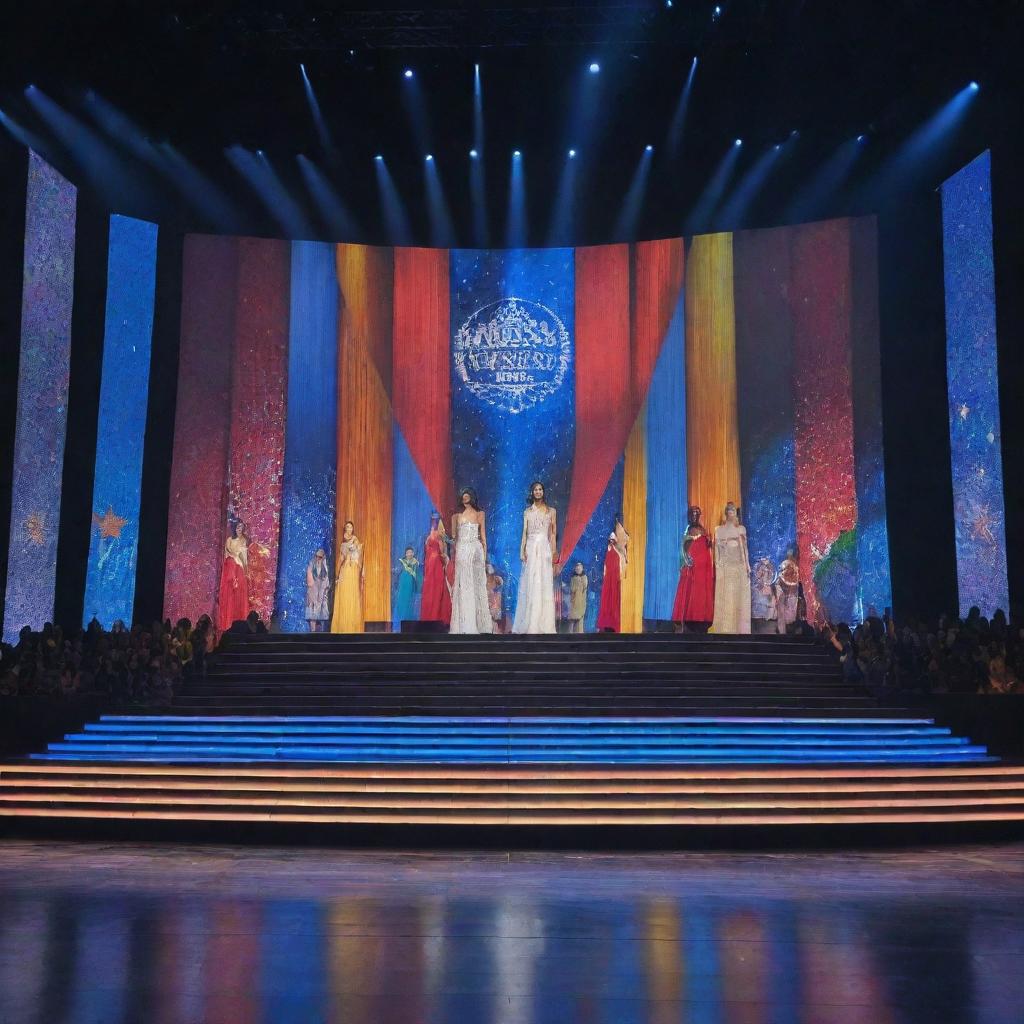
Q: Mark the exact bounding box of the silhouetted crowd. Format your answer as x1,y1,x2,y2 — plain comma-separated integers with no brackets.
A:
820,606,1023,695
0,615,216,704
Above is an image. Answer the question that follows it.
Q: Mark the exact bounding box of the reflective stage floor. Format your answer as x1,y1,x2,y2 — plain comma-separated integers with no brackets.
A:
1,839,1022,1024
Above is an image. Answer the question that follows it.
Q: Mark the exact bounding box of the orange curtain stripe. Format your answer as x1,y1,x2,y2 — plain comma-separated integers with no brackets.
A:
685,232,741,528
621,399,648,633
334,244,394,628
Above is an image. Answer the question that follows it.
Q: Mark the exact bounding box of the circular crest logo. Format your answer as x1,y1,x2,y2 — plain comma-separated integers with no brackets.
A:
454,297,570,414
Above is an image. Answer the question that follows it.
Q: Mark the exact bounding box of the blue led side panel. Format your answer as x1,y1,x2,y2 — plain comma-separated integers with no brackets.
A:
2,151,77,643
82,215,158,627
941,150,1009,618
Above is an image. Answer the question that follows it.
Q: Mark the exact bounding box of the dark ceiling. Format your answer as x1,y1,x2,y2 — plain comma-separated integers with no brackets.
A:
1,0,1020,245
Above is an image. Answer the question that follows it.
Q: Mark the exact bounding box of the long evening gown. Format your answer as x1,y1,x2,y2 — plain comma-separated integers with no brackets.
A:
672,531,715,624
420,530,450,623
710,526,751,634
449,520,492,634
331,539,364,633
393,557,421,629
596,545,623,632
513,505,556,634
217,535,249,630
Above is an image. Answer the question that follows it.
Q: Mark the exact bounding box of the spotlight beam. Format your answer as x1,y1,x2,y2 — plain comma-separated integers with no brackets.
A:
546,152,578,246
298,155,361,240
666,57,697,157
505,151,526,248
715,141,785,229
225,146,314,239
684,141,743,235
299,64,336,158
612,146,654,240
374,156,413,245
425,155,455,247
783,137,865,223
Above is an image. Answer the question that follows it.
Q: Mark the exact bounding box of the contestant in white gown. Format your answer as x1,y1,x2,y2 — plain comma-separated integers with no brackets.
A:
449,487,493,635
513,481,558,634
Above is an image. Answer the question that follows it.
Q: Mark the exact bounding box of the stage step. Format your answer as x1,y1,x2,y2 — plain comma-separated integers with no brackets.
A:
3,762,1023,826
25,715,995,765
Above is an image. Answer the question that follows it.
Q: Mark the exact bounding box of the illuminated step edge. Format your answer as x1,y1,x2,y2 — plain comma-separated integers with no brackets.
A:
99,715,937,724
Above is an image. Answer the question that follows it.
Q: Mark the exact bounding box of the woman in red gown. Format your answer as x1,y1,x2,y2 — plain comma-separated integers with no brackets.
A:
596,531,625,632
419,512,452,623
217,520,251,630
672,507,715,631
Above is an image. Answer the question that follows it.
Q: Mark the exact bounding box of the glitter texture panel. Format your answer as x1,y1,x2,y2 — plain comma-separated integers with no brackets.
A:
790,219,859,623
942,150,1009,617
276,241,337,632
226,238,290,623
163,236,237,624
82,214,158,628
734,224,797,567
2,152,77,643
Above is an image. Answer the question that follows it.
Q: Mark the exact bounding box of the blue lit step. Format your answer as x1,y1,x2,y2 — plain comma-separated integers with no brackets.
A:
99,715,935,725
64,733,970,750
31,749,995,764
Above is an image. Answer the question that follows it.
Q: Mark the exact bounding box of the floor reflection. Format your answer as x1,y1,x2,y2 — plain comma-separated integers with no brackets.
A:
0,842,1022,1024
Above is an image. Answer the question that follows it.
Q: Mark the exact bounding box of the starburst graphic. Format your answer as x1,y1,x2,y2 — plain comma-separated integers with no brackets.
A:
24,513,45,546
93,506,128,539
969,504,998,546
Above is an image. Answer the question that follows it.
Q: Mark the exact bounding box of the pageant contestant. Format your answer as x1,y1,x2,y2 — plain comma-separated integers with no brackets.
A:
568,561,588,633
393,546,422,629
217,519,268,631
710,502,751,634
420,511,451,624
774,548,800,635
486,562,505,633
750,556,778,634
449,488,492,634
331,520,364,633
596,518,629,632
671,505,714,632
513,481,558,634
305,547,331,632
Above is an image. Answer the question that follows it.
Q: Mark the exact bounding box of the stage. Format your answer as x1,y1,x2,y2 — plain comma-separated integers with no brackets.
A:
3,634,1022,833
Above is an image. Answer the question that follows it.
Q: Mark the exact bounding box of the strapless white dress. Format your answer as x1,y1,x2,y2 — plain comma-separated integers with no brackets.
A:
513,505,556,634
449,520,492,635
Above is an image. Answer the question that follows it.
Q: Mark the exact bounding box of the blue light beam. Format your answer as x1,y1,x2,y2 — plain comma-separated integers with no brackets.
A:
225,146,314,239
506,150,526,247
373,155,413,245
611,145,654,240
297,154,361,240
683,140,743,235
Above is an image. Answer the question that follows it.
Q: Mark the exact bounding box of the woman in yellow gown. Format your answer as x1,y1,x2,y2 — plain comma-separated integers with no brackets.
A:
331,520,364,633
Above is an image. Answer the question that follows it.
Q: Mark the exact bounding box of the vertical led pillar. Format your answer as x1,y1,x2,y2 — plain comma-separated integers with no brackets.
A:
942,149,1009,617
82,214,158,627
2,152,77,642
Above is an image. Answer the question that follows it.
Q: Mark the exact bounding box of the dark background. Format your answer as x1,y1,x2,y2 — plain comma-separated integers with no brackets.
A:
0,1,1021,627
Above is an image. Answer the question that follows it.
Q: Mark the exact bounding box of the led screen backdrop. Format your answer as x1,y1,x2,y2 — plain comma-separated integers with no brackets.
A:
941,150,1009,618
81,214,159,628
2,151,77,643
163,217,891,632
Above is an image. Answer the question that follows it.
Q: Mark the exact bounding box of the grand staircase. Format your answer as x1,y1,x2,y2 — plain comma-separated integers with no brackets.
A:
2,633,1022,830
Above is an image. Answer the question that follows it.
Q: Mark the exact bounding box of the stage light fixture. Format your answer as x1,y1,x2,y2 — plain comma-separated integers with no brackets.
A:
404,69,413,79
790,129,799,138
713,5,722,17
969,81,980,91
589,63,600,73
857,134,867,142
734,138,743,146
470,149,478,158
645,144,654,152
568,149,576,158
513,149,521,157
374,154,383,161
425,154,433,161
